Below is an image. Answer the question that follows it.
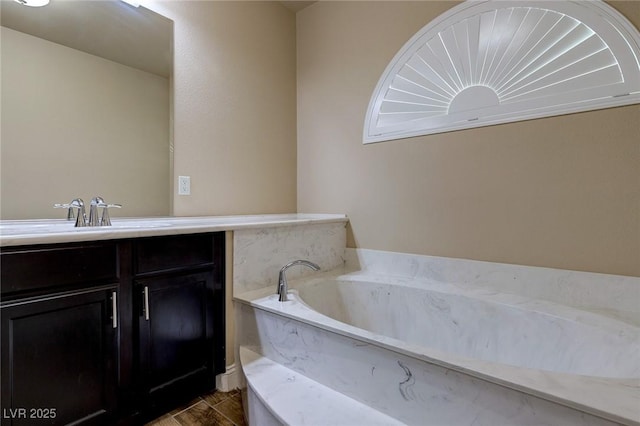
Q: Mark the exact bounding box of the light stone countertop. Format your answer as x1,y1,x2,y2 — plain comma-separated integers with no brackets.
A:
0,214,348,247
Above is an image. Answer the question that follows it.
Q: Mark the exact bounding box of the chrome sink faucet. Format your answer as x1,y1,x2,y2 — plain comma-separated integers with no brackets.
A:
277,260,320,302
54,198,87,227
54,196,121,227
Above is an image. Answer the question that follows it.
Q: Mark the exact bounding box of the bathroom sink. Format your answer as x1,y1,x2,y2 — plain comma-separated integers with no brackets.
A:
0,214,347,239
0,219,173,236
0,216,260,236
0,220,71,235
107,219,173,228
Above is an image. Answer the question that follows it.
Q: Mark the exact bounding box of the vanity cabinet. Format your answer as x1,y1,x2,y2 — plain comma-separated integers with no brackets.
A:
0,242,120,425
135,272,216,410
0,232,225,425
1,287,119,425
131,233,225,419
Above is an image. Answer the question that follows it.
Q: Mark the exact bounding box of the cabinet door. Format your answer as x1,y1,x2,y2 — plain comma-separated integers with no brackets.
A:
136,271,215,408
1,287,118,426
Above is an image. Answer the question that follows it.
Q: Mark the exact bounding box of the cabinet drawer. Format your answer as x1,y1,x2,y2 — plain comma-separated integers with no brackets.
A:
134,234,214,275
1,243,118,297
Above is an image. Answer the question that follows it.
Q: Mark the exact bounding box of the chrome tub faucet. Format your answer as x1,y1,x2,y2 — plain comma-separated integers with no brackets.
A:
277,260,320,302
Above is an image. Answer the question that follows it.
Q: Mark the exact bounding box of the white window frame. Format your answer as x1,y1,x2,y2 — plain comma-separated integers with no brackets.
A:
363,0,640,144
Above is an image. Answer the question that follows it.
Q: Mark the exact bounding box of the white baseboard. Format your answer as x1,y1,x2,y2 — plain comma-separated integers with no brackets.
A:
216,363,241,392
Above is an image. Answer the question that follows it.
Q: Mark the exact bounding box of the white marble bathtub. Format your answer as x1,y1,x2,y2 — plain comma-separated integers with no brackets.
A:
296,278,639,379
236,249,640,425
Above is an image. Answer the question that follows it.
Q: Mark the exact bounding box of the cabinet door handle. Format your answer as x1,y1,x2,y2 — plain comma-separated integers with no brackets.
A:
143,286,150,321
111,291,118,329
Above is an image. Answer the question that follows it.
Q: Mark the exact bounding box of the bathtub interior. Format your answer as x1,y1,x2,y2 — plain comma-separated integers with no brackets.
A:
294,278,640,379
342,249,640,327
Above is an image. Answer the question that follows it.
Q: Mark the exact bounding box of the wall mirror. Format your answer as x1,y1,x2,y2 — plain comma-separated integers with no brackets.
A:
1,0,173,219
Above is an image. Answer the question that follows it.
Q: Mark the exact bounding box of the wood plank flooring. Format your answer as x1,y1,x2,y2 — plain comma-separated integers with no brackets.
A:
145,389,246,426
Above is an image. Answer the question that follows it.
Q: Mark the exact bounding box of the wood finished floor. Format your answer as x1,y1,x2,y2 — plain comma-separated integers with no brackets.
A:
146,389,246,426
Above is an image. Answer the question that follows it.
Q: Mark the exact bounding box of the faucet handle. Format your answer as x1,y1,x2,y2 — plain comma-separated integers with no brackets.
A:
100,203,122,226
54,198,86,226
53,203,76,221
87,196,122,226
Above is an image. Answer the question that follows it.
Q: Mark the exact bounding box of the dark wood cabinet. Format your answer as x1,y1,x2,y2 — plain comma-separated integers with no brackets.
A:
0,232,225,425
136,272,215,413
1,286,118,425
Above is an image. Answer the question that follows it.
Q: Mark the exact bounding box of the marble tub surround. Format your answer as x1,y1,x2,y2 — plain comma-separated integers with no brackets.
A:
235,249,640,425
0,214,347,247
236,299,629,426
232,222,346,295
345,248,640,326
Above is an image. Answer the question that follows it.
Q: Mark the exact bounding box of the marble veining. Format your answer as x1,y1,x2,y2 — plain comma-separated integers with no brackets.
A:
397,361,415,401
237,302,626,425
345,248,639,325
296,278,639,378
233,222,346,294
236,249,640,425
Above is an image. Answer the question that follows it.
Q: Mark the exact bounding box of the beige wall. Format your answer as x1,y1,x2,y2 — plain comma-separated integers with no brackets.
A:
143,0,297,370
146,1,297,216
1,27,170,219
297,1,640,277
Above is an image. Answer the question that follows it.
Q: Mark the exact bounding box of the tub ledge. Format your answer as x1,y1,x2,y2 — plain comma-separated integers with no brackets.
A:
239,346,403,426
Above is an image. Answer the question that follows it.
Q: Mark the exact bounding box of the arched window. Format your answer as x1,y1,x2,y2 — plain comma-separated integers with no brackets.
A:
363,0,640,144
